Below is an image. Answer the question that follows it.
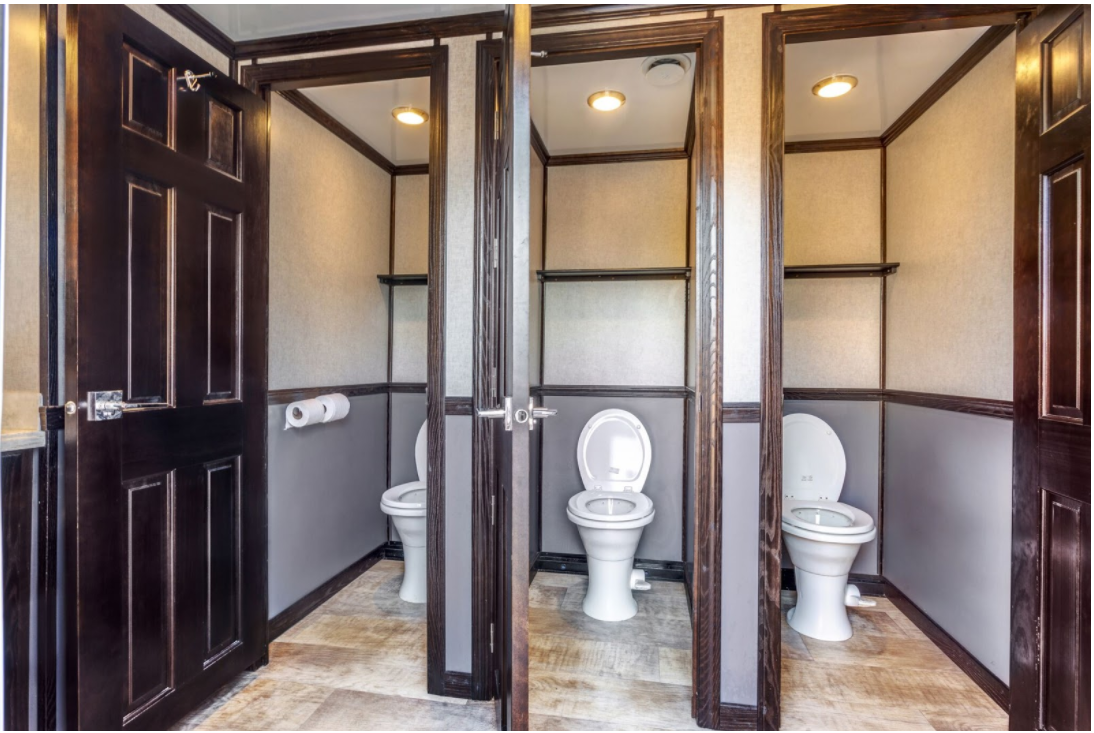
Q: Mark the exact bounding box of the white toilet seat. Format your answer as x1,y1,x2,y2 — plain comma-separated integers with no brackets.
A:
567,490,654,529
782,499,875,544
381,481,427,517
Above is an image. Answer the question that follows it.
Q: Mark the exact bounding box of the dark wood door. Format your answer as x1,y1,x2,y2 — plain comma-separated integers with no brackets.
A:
491,5,533,730
64,6,268,730
1013,6,1090,731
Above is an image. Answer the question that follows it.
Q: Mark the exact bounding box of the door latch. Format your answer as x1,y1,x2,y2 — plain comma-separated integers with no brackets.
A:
477,396,513,431
87,390,139,421
527,398,557,431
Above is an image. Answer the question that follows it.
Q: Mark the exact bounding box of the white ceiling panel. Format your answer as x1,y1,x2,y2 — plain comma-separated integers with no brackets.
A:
193,4,502,42
531,55,695,155
785,27,987,141
300,77,431,166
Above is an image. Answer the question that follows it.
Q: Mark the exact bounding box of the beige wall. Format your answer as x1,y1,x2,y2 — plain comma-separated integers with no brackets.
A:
545,159,688,269
393,174,428,274
268,95,391,390
886,35,1015,401
784,280,882,388
784,149,882,266
2,4,42,433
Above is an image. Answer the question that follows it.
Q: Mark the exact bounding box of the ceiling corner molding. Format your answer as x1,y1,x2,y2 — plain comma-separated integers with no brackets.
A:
393,163,429,176
276,89,396,174
547,148,689,167
530,4,751,28
530,122,550,166
880,24,1015,146
157,4,237,59
784,137,882,154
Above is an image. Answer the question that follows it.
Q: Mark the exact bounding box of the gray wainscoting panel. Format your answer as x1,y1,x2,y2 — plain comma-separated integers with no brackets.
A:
390,392,427,485
783,400,880,574
722,422,759,705
884,403,1012,683
539,396,684,561
445,415,473,673
267,394,388,618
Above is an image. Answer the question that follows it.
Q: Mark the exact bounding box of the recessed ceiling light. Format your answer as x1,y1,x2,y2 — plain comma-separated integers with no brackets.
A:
587,90,626,112
392,106,428,125
812,75,858,98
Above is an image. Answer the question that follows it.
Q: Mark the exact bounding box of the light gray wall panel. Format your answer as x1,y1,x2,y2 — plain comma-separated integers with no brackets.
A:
445,415,473,673
540,396,684,561
783,400,880,574
722,422,759,705
884,404,1012,682
390,393,427,486
542,280,686,386
268,394,388,617
392,286,427,383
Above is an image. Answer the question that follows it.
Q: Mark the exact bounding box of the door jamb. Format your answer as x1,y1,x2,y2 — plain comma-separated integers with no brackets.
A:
240,47,450,694
759,5,1035,730
471,16,725,728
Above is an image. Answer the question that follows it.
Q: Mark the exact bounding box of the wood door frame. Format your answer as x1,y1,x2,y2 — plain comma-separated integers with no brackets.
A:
759,5,1035,730
240,47,450,694
472,16,725,728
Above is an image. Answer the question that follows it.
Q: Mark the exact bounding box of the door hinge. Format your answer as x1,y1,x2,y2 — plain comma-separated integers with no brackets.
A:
490,622,495,653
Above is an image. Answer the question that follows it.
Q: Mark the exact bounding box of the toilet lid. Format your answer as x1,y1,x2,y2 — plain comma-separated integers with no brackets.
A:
576,409,651,493
782,413,846,501
415,421,428,482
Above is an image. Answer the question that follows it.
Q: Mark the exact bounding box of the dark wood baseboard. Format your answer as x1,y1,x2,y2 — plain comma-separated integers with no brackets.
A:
780,568,888,598
534,552,686,582
268,541,398,640
887,582,1009,712
443,671,474,699
716,702,759,730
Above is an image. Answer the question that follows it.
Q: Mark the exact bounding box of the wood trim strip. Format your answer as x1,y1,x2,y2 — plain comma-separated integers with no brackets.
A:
784,262,898,279
389,382,428,394
444,397,473,416
533,385,692,399
155,4,237,59
267,542,391,641
783,388,885,402
888,582,1009,711
378,273,428,286
547,148,689,166
881,25,1015,146
394,163,429,176
778,5,1034,45
722,402,760,424
276,89,395,174
885,390,1014,420
442,671,473,700
267,383,389,405
716,703,760,731
537,267,691,282
2,450,36,731
784,137,882,154
530,121,549,166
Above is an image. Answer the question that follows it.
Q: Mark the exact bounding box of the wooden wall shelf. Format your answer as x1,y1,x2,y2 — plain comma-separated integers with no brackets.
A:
784,263,899,279
537,267,691,282
377,274,428,286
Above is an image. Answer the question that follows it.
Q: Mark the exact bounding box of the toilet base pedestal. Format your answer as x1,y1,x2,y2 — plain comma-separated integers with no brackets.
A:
787,567,852,641
400,544,427,604
583,558,638,622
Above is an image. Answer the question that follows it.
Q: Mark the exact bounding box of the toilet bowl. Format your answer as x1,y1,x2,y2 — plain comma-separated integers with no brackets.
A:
566,409,655,622
381,421,428,603
782,413,876,641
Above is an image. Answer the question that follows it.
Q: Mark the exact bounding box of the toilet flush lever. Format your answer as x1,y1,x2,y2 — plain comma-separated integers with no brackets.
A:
477,396,513,431
527,399,557,431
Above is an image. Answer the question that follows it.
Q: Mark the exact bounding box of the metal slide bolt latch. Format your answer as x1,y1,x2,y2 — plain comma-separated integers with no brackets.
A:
527,399,557,431
87,390,140,421
477,396,514,431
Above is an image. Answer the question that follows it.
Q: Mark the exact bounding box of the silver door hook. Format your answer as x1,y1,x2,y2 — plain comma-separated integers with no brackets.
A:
180,69,216,92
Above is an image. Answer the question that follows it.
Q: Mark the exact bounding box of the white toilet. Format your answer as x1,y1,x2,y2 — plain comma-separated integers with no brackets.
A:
380,421,428,604
566,409,656,622
782,413,876,641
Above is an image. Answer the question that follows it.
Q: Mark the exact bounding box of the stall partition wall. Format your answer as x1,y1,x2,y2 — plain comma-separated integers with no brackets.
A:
779,32,1017,691
531,155,691,574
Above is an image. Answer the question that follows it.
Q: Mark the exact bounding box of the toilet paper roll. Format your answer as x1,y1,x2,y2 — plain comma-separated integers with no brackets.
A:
317,393,351,423
284,399,327,430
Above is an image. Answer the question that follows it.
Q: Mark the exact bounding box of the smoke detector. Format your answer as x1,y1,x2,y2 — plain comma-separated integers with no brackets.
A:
642,55,691,87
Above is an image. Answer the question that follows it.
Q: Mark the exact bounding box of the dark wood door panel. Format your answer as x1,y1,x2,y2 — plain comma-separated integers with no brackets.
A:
121,403,244,480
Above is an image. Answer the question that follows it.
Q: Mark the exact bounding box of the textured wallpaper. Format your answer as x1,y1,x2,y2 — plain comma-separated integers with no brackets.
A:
268,95,391,389
393,174,429,274
392,286,428,383
783,279,881,389
543,280,686,386
1,4,41,431
886,36,1015,400
784,149,882,266
545,160,688,269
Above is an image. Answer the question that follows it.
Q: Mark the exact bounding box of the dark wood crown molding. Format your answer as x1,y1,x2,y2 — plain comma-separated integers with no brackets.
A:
393,163,429,176
548,148,689,166
784,137,882,154
777,4,1034,45
276,90,395,174
156,4,236,59
881,24,1015,146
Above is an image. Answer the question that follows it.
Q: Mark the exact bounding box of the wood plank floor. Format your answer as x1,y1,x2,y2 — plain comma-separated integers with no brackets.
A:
780,590,1009,731
175,563,1007,731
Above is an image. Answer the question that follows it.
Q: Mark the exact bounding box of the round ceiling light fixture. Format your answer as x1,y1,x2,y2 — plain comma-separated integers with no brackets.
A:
392,106,429,125
812,74,858,98
587,90,626,112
